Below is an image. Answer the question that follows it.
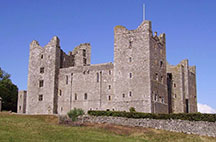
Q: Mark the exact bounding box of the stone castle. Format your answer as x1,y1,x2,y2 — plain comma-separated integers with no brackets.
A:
17,20,197,114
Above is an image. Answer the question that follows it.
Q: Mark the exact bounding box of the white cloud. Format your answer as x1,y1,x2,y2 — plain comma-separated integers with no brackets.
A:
198,103,216,114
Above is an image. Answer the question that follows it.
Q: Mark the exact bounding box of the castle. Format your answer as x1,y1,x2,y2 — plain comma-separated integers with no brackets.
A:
17,20,197,114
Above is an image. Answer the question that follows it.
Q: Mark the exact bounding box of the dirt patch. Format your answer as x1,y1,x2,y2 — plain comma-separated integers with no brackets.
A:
83,122,154,136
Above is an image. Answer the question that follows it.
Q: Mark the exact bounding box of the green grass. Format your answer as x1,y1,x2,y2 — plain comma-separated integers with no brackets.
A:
0,112,216,142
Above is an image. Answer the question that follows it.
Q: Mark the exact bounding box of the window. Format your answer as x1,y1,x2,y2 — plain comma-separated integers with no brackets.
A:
83,58,87,66
39,80,44,87
71,73,73,83
160,61,163,68
96,72,99,82
75,93,77,100
40,67,44,73
84,93,87,100
61,107,63,112
19,106,21,110
129,91,132,97
129,57,132,62
155,73,158,81
174,83,176,87
160,76,163,81
129,73,132,78
66,75,68,84
108,96,111,100
83,49,86,57
41,54,43,59
109,70,111,75
160,49,163,55
38,94,43,101
174,94,177,98
59,90,62,96
154,94,157,101
129,41,132,48
161,97,164,103
108,85,111,90
122,94,125,98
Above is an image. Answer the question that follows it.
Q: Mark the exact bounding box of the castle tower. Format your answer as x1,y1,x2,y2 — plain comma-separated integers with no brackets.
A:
26,36,61,114
113,20,168,113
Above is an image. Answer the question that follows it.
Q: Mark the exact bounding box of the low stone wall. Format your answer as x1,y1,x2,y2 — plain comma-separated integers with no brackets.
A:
77,115,216,137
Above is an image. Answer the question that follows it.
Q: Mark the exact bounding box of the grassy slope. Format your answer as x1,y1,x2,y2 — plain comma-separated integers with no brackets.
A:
0,112,216,142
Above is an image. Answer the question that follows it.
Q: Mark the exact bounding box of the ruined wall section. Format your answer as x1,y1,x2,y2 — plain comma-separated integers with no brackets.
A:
167,63,185,113
189,66,197,112
150,32,168,113
113,21,152,113
27,36,61,114
167,60,197,113
17,90,27,113
69,43,91,67
57,63,113,114
59,50,74,68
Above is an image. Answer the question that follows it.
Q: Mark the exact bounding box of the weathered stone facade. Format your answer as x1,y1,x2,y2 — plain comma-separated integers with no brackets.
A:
17,91,27,113
18,20,197,114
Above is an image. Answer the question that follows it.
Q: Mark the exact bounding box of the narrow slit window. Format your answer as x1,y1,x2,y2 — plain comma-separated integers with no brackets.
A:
84,93,87,100
109,70,111,75
108,85,111,90
97,72,99,82
129,41,132,48
83,58,87,66
75,93,77,100
129,91,132,97
129,73,132,78
129,57,132,62
66,75,68,84
108,96,111,101
160,61,163,68
39,80,44,87
83,49,86,57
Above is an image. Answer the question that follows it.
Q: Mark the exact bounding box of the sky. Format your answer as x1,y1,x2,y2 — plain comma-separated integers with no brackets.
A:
0,0,216,113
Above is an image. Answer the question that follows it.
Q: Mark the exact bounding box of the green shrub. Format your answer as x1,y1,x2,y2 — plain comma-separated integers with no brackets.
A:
129,107,136,113
87,110,216,122
67,108,84,121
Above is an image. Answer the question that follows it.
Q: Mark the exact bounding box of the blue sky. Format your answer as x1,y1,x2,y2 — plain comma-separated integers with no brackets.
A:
0,0,215,111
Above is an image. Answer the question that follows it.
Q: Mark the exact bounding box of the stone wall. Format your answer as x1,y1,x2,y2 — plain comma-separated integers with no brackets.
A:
58,63,113,114
17,91,27,113
77,115,216,138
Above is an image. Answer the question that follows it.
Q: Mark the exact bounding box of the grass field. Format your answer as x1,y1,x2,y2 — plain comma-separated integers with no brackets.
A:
0,112,216,142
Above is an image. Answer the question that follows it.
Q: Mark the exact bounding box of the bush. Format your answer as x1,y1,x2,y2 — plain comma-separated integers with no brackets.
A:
129,107,136,113
87,110,216,122
67,108,84,121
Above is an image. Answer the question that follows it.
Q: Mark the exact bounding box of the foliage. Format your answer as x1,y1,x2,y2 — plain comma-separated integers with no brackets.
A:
129,107,136,113
0,112,216,142
88,110,216,122
67,108,84,121
0,67,18,112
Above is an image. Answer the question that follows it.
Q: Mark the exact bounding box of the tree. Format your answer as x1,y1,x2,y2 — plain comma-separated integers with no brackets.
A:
0,67,18,112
